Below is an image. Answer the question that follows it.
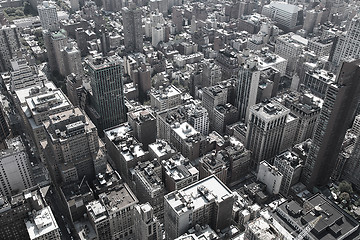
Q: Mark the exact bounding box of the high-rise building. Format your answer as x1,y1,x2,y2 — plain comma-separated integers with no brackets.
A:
0,25,21,72
65,73,83,106
281,91,322,144
246,100,290,169
302,69,336,99
150,85,182,111
43,108,104,183
274,33,305,76
37,1,59,31
302,59,360,188
132,160,165,220
87,55,127,132
127,107,156,150
122,5,143,52
86,184,138,240
104,123,149,181
273,151,303,196
164,176,235,240
43,29,68,73
199,150,228,184
134,203,162,240
9,58,41,92
0,186,48,240
257,161,283,195
331,15,360,66
224,138,252,184
235,58,260,123
213,103,238,135
262,1,303,30
0,137,34,197
162,153,199,192
170,122,203,161
202,84,228,128
61,42,83,76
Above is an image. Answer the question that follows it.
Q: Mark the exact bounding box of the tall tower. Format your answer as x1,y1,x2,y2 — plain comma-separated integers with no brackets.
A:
122,5,143,53
302,59,360,188
87,55,127,132
246,99,290,169
37,1,59,31
235,58,260,123
331,15,360,66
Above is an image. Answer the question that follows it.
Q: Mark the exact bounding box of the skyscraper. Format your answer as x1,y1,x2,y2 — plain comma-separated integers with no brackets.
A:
331,15,360,67
0,25,21,72
235,58,260,123
122,5,143,53
87,55,127,132
43,108,103,183
37,1,59,31
0,137,34,197
302,59,360,188
245,99,290,169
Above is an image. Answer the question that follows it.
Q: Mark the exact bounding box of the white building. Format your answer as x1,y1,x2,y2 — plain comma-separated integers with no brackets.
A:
134,203,161,240
274,151,303,196
0,137,34,197
10,59,41,92
25,206,61,240
37,1,59,31
257,161,283,195
164,176,235,239
152,24,165,47
275,33,305,76
150,85,182,111
332,15,360,66
262,1,302,29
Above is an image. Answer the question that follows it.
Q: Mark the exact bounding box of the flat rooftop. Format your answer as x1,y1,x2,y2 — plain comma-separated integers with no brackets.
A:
251,100,289,120
165,176,233,215
274,193,359,240
172,122,199,140
26,206,59,240
99,184,138,214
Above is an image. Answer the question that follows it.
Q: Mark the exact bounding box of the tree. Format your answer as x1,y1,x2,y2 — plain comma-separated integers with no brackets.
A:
339,181,353,194
15,9,24,16
340,192,350,202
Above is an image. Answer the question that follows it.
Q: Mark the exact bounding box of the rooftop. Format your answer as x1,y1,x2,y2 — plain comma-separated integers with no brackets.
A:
150,85,182,100
99,184,138,214
26,206,59,240
274,193,360,240
165,176,233,215
162,153,198,182
1,136,25,157
251,100,289,120
172,122,200,140
149,139,176,159
247,217,280,240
